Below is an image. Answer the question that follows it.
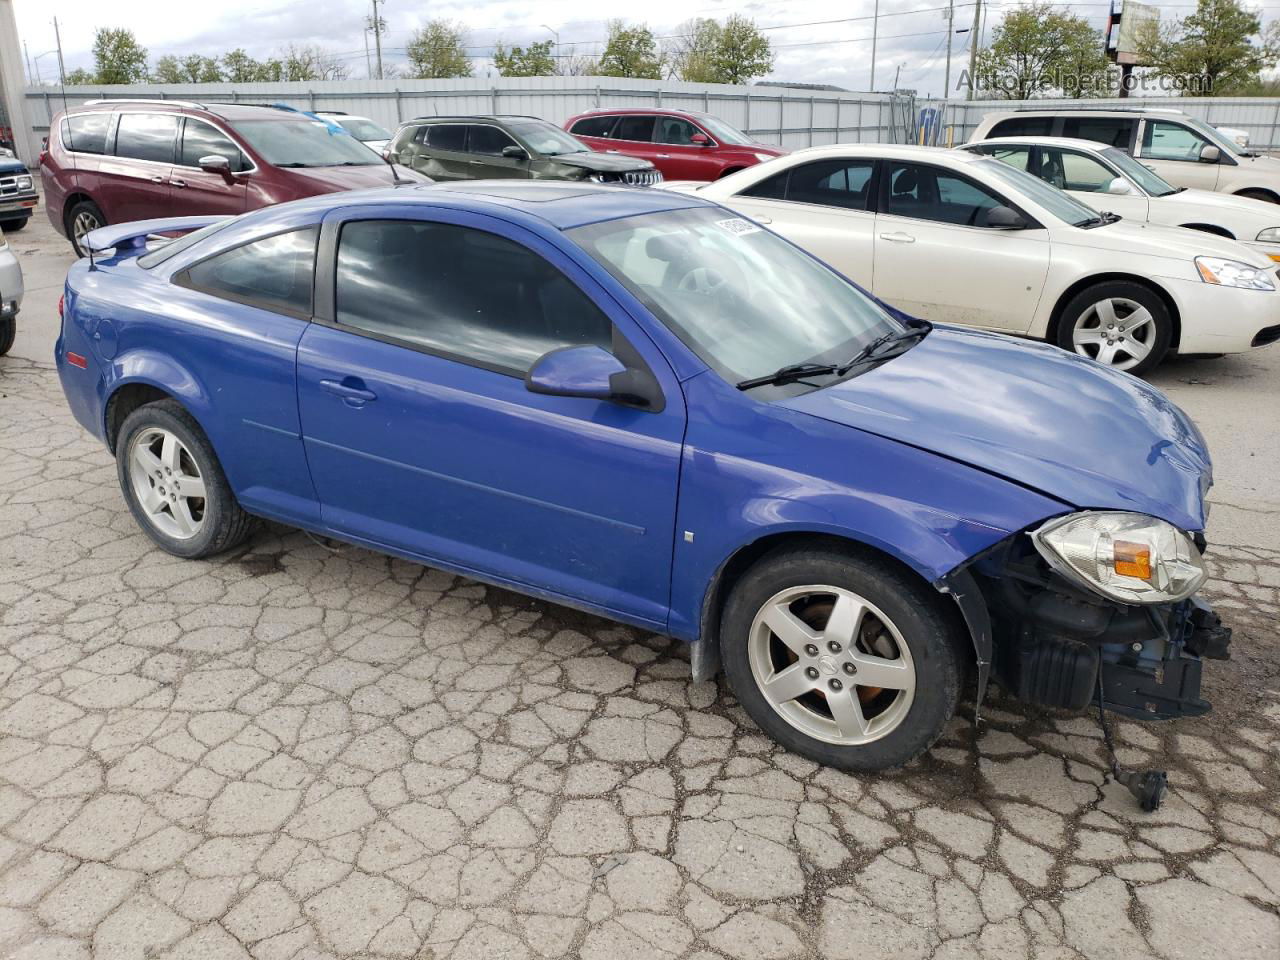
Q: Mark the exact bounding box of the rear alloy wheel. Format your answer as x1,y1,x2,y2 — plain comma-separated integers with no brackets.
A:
67,200,105,258
720,547,962,771
1057,281,1171,376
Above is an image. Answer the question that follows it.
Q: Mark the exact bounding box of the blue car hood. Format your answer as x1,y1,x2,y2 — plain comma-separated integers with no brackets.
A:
780,326,1211,532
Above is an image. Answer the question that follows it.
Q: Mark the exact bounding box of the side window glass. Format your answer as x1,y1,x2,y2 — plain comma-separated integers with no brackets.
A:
886,163,1004,226
571,116,617,138
739,170,788,200
427,124,468,152
1061,117,1135,149
613,116,655,143
1042,149,1113,192
1142,121,1206,162
784,159,874,210
990,116,1053,137
180,119,246,171
179,228,318,317
985,146,1031,171
114,113,179,163
63,114,112,154
655,117,699,145
469,125,517,156
335,220,614,374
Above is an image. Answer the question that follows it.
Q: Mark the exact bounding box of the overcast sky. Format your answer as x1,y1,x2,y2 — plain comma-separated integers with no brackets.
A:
13,0,1273,98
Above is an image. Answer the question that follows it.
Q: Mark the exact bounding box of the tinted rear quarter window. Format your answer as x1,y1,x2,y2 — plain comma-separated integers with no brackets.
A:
571,116,617,138
989,116,1054,138
115,114,179,163
740,170,789,200
427,124,468,152
785,159,875,210
62,114,113,155
1061,117,1136,149
178,227,318,317
614,116,656,142
334,219,613,374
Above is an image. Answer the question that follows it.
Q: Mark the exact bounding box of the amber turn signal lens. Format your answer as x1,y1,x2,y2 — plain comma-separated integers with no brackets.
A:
1113,540,1152,580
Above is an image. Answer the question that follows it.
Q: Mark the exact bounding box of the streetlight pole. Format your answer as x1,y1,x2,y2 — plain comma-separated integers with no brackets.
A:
370,0,384,80
966,0,982,100
52,15,65,83
541,25,559,74
870,0,879,90
944,0,955,99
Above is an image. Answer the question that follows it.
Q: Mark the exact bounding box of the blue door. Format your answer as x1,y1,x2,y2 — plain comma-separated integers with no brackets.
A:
295,207,686,628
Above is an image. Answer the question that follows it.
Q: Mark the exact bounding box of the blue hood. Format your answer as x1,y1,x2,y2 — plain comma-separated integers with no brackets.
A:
781,326,1211,532
0,158,28,176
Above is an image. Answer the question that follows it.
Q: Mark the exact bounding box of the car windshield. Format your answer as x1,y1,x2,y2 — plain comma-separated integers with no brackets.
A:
506,120,588,156
1102,146,1178,197
571,206,900,386
230,118,383,166
696,115,753,145
972,157,1104,227
336,117,391,142
1182,115,1244,156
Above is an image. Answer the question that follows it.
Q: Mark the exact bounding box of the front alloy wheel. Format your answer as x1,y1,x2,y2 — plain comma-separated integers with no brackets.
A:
1058,281,1171,376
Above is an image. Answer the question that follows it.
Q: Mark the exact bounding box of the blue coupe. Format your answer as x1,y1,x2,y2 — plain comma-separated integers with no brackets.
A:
56,181,1230,774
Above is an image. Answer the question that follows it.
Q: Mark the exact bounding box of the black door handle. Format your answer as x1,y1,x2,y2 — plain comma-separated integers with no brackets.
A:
319,379,377,406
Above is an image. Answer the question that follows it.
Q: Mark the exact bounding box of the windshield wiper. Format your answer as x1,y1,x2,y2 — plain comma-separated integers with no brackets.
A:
274,162,313,168
1076,211,1122,229
736,326,930,391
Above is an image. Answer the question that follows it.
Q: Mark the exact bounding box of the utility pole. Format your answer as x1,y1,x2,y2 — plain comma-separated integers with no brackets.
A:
893,63,901,91
944,0,955,99
966,0,982,100
53,15,65,83
364,29,372,78
369,0,384,80
870,0,879,90
541,25,559,74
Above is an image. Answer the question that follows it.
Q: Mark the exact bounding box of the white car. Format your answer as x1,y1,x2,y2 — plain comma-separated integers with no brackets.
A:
970,109,1280,204
664,144,1280,374
0,231,23,356
315,111,393,154
961,137,1280,263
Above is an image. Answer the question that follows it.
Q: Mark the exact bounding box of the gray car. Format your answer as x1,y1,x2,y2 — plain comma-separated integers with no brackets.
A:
0,231,22,356
388,115,662,186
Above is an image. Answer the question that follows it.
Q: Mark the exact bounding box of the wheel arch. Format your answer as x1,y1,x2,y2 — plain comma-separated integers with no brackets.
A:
717,166,746,179
61,191,99,231
104,356,215,454
1233,186,1280,203
1047,272,1182,350
1178,222,1234,239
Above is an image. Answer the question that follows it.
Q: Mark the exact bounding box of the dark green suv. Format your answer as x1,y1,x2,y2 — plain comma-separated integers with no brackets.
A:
387,115,662,186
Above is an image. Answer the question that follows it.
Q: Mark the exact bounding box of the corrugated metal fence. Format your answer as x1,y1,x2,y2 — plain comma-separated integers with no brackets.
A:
21,77,1280,152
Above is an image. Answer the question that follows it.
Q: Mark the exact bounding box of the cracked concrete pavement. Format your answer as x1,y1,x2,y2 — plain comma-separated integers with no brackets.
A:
2,208,1279,959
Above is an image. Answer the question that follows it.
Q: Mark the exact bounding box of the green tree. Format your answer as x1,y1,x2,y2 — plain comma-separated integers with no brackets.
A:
972,2,1111,98
598,21,663,79
493,39,556,77
406,20,473,78
220,49,270,82
708,15,773,85
274,44,348,81
63,68,96,85
90,27,150,84
153,54,223,83
668,19,721,82
1135,0,1276,95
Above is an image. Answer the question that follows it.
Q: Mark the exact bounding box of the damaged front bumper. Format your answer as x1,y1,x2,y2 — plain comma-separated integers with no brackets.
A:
939,538,1231,722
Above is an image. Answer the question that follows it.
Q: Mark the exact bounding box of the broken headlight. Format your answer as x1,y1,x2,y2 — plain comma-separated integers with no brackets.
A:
1030,512,1207,604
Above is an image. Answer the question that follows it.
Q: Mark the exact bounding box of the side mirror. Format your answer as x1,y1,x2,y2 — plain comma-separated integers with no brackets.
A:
502,145,529,160
983,205,1026,229
526,345,626,401
198,155,234,181
1199,144,1221,163
1105,177,1134,196
690,133,711,146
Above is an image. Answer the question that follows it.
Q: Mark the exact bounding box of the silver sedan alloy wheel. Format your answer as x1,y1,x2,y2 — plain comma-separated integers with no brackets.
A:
127,428,208,540
748,584,916,746
72,209,101,249
1070,296,1157,371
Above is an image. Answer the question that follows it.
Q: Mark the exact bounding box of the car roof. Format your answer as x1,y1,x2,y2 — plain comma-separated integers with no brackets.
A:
967,136,1114,153
401,115,544,124
783,142,984,165
72,100,322,123
243,180,712,232
982,107,1187,119
571,108,718,120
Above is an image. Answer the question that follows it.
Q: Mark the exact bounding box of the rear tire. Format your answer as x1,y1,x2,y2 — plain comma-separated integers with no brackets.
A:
1055,280,1171,376
116,399,254,559
66,199,105,258
719,545,963,772
0,317,14,356
0,217,27,232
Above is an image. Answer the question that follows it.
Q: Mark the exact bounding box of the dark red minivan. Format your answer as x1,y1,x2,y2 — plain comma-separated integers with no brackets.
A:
563,108,786,182
41,99,427,256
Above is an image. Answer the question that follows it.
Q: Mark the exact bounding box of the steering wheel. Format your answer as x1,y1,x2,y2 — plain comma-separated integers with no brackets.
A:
676,266,730,296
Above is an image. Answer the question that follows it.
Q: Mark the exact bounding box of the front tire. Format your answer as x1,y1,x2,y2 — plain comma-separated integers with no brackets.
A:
116,399,253,559
0,317,14,356
1055,280,1171,376
67,199,105,258
720,546,963,772
0,217,28,232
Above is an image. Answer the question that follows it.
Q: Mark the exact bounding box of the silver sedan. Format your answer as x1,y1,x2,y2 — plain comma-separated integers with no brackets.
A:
0,233,23,356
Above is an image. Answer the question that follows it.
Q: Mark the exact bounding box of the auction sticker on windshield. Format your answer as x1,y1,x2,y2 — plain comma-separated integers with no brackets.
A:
716,218,761,236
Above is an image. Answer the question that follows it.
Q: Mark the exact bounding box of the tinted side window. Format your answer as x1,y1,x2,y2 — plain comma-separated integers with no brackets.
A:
115,114,179,163
1142,121,1207,162
180,119,247,171
739,170,788,200
63,114,112,154
785,159,875,210
1039,147,1113,191
335,220,614,374
571,116,618,138
427,124,468,152
886,163,1004,226
469,125,518,156
179,228,318,317
989,116,1053,138
1061,117,1135,149
655,117,699,145
614,116,655,142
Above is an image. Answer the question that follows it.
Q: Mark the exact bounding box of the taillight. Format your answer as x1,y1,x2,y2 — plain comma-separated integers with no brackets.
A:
66,352,87,369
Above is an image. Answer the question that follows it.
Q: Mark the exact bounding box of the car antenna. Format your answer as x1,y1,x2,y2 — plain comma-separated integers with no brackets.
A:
54,56,94,269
